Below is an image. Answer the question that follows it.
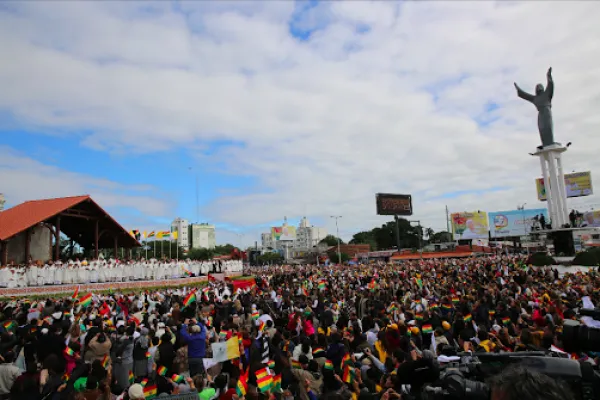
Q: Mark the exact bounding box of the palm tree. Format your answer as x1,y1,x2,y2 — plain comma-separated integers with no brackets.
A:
425,228,435,240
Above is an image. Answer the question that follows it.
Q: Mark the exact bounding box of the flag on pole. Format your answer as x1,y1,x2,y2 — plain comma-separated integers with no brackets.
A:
172,231,178,240
148,231,156,238
157,231,170,239
71,285,80,299
78,293,93,308
236,368,248,397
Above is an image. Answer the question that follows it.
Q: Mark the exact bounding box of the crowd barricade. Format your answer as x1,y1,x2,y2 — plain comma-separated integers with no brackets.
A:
161,392,199,400
0,276,209,297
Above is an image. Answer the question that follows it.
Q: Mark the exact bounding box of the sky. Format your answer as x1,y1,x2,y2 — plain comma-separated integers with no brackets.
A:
1,1,600,247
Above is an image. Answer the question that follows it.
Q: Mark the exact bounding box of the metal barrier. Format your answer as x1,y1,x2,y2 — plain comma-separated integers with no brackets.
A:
160,391,199,400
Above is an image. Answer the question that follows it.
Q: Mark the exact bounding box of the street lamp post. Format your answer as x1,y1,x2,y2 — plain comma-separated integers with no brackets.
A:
312,225,320,267
518,203,529,255
330,216,342,265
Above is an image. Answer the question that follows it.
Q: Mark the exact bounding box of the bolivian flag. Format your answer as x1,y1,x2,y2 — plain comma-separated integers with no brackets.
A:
182,291,196,308
236,369,248,397
324,359,334,370
143,384,157,399
272,374,282,392
2,321,16,331
78,293,93,308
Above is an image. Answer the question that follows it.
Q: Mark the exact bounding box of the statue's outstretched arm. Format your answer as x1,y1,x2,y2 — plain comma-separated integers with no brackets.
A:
514,82,535,103
546,67,554,100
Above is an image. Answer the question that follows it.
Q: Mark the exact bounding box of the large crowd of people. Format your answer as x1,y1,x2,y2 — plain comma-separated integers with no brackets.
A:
0,255,598,400
0,259,243,288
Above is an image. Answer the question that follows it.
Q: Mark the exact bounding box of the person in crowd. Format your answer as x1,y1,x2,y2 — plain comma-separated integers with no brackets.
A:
0,255,598,400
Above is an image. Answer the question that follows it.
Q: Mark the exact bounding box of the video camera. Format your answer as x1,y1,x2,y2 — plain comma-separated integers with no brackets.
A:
562,308,600,354
421,354,599,400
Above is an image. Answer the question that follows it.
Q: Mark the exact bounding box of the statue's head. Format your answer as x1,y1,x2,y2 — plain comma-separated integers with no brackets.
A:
535,83,544,95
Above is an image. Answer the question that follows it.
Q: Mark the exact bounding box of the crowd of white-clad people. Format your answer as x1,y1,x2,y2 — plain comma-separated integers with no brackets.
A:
0,258,244,288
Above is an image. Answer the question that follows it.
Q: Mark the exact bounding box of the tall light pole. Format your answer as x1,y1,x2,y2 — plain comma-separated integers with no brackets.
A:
312,225,320,266
330,216,342,264
517,203,529,255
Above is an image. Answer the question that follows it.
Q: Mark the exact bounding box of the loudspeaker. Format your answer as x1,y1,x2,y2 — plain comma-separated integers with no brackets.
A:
550,230,575,256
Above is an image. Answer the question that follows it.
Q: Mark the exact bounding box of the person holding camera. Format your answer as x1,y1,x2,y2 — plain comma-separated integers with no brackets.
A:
180,317,207,378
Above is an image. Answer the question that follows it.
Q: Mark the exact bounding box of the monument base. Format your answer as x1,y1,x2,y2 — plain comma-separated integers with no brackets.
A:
532,143,569,229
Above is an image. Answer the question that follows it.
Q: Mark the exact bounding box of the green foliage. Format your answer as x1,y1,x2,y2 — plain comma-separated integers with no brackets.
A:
187,248,215,260
214,244,236,255
352,218,425,250
320,235,344,246
328,251,350,263
138,240,184,260
257,252,283,264
429,231,453,243
526,252,556,266
349,231,378,250
572,248,600,266
185,244,237,260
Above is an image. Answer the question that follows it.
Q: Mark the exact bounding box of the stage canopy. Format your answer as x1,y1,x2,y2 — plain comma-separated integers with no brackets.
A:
0,195,140,264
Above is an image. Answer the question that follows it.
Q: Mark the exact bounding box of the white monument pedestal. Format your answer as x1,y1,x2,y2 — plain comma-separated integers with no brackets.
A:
533,143,568,228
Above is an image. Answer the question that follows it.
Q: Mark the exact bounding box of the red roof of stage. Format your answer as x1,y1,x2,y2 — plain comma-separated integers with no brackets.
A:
0,195,139,248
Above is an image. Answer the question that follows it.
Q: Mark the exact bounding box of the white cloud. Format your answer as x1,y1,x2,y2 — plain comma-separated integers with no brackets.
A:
1,1,600,241
0,146,170,224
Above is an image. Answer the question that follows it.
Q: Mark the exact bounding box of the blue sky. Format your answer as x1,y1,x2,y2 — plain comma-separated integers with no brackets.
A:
1,1,599,245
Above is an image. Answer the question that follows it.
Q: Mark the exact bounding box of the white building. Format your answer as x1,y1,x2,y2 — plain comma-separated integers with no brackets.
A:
261,233,275,250
296,217,327,249
260,217,327,258
190,223,216,250
171,218,189,249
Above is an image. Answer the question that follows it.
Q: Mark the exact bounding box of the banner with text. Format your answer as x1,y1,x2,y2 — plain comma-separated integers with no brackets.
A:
536,171,593,201
488,208,548,238
451,211,489,240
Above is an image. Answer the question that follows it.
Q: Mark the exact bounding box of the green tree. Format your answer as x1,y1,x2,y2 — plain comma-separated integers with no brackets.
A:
327,251,350,263
214,244,235,255
187,248,215,260
257,252,283,264
349,231,378,250
320,235,344,246
430,231,453,243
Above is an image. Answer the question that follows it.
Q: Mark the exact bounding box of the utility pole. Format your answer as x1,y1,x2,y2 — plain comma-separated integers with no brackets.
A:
409,220,423,258
518,203,529,255
313,225,320,267
445,205,451,233
330,216,342,265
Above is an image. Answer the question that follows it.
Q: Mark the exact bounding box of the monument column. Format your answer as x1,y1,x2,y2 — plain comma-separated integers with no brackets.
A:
547,152,564,226
539,154,554,226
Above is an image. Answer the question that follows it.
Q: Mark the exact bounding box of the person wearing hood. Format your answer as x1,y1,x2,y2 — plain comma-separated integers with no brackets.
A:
132,327,150,378
290,357,323,400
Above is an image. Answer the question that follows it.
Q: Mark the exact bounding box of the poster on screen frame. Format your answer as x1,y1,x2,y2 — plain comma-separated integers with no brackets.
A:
488,208,548,238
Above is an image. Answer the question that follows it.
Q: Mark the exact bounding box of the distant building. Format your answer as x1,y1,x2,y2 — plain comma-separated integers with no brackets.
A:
261,233,275,250
171,218,189,249
189,223,216,250
260,216,327,258
296,217,327,249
